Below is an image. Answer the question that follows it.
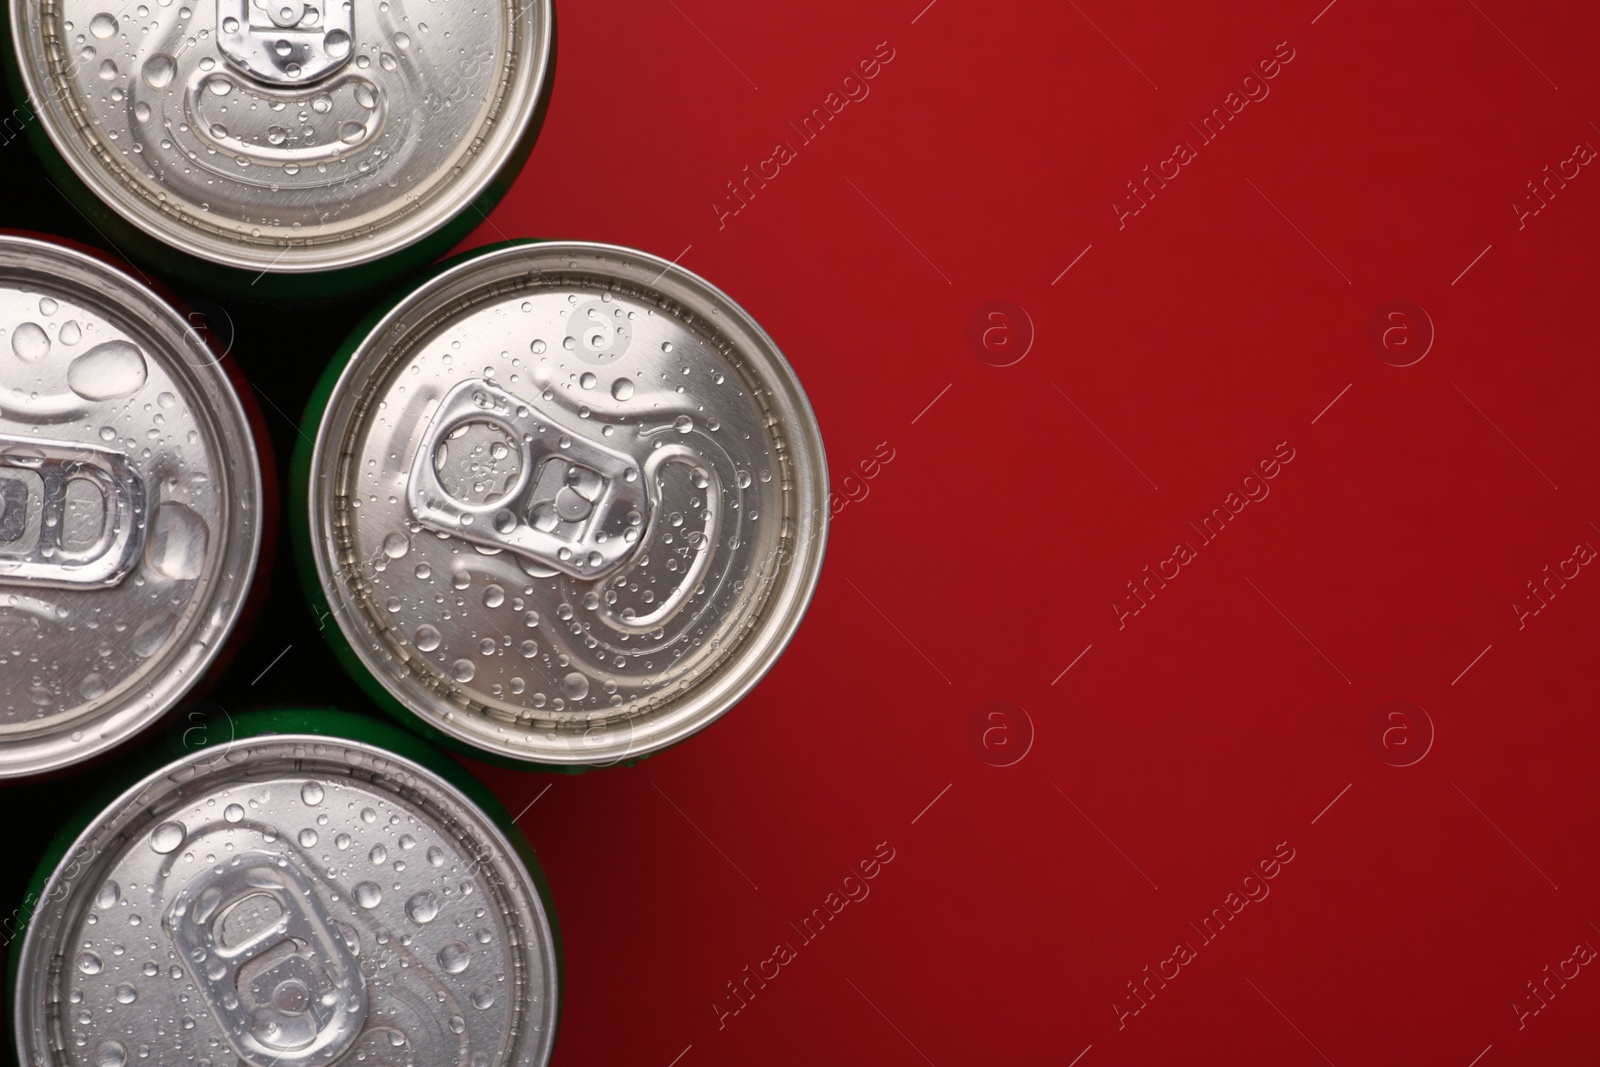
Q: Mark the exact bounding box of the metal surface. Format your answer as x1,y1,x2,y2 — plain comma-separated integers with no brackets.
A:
0,234,263,778
9,0,552,274
306,242,828,765
12,731,559,1065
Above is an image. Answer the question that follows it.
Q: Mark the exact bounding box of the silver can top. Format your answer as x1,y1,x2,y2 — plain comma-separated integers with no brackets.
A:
13,731,559,1066
0,235,263,778
305,242,828,765
9,0,552,274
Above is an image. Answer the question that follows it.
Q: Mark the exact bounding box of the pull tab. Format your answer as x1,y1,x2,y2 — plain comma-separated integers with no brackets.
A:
217,0,354,85
0,436,144,589
165,851,367,1067
407,379,650,580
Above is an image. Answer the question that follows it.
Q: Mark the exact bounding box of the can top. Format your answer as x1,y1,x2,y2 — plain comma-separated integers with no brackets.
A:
0,235,263,778
306,242,828,765
10,0,552,274
13,729,559,1066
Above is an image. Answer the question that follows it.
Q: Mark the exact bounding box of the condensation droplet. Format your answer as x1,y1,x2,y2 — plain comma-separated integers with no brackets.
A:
11,322,49,362
149,821,184,854
67,340,147,400
405,890,440,924
354,881,382,908
142,53,177,88
437,940,470,973
145,502,207,580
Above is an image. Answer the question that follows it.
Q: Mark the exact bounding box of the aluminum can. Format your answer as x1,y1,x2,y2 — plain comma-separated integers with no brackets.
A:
9,707,561,1066
4,0,555,299
294,240,828,768
0,232,266,780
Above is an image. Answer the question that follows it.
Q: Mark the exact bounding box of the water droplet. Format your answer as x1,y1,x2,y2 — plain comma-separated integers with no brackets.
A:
223,803,244,822
370,843,387,864
324,27,351,57
437,940,470,973
426,846,445,867
77,951,103,975
673,415,693,434
334,832,351,849
114,983,136,1004
519,640,537,658
60,320,82,345
530,339,546,354
300,781,324,805
610,378,634,401
353,81,376,109
470,984,495,1009
405,890,439,924
361,807,377,823
95,881,120,909
89,12,117,37
382,532,409,558
414,563,432,580
483,584,504,608
145,502,207,580
298,828,317,847
94,1039,127,1067
37,297,58,315
80,672,108,699
97,59,117,80
339,121,365,144
415,625,441,652
221,14,238,30
561,672,589,700
736,471,752,490
266,124,287,145
67,340,147,400
11,322,48,362
131,612,176,657
143,823,191,861
354,881,382,908
379,51,397,71
579,371,596,390
142,53,176,88
451,659,475,683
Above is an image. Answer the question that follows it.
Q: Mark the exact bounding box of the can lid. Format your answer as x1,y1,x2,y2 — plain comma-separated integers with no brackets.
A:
0,235,263,777
12,729,559,1065
9,0,552,274
306,242,828,765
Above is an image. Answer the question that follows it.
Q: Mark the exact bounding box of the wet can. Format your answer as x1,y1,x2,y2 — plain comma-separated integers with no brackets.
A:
3,0,555,301
293,241,828,768
0,232,268,781
8,706,562,1065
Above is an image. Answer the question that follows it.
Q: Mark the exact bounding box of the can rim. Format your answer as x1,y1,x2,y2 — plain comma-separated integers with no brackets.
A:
0,233,265,778
7,0,554,274
11,720,561,1065
304,239,829,765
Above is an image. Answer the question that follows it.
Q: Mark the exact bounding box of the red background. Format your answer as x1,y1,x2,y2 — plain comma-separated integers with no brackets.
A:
9,0,1600,1064
460,1,1600,1064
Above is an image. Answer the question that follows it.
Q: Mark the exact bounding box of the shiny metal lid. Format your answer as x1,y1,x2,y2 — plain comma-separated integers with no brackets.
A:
13,732,559,1066
9,0,552,274
305,242,828,765
0,235,262,778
